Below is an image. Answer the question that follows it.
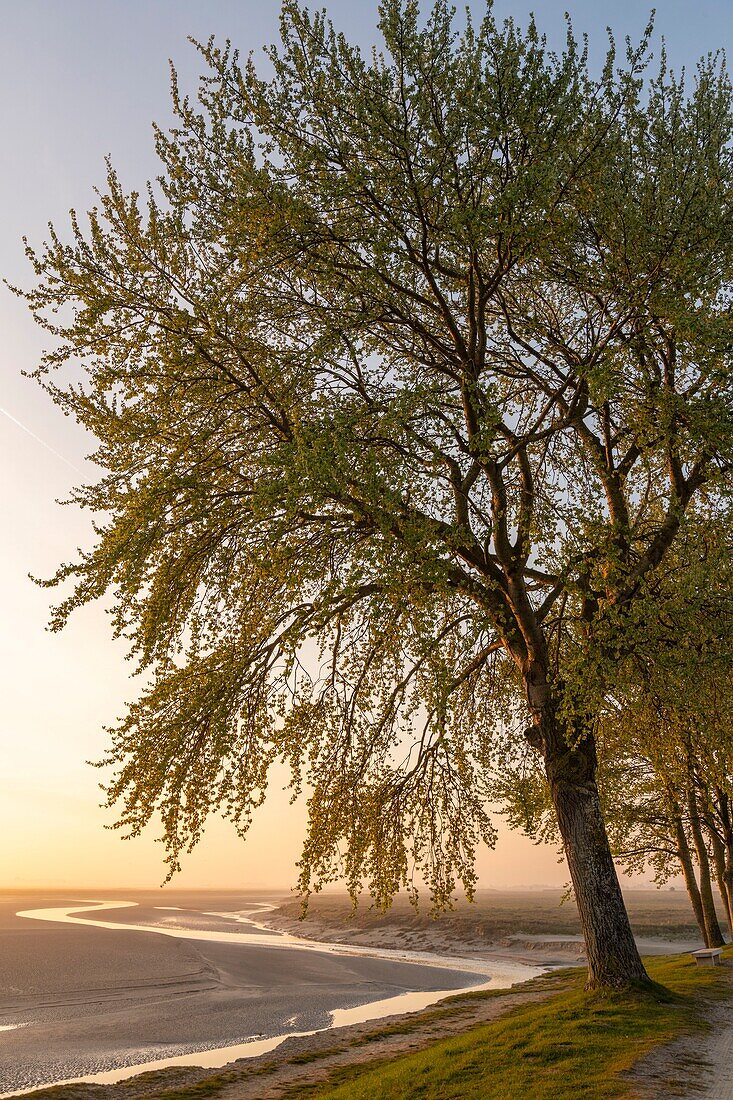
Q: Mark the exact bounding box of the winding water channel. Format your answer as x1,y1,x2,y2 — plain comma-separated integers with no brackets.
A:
0,899,540,1095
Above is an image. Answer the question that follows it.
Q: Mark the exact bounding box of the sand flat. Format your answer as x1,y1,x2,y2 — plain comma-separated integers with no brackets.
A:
0,892,500,1095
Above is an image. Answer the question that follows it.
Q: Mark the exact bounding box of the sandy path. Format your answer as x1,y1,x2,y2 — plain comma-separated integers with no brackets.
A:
680,964,733,1100
697,1008,733,1099
630,964,733,1099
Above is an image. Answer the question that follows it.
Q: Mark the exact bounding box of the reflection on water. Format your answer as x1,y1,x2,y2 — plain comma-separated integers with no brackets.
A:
12,985,491,1092
16,900,298,949
7,900,539,1096
4,985,494,1095
16,900,527,976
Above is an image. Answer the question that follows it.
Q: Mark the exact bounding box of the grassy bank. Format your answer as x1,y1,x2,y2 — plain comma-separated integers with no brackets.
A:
287,952,732,1100
23,951,732,1100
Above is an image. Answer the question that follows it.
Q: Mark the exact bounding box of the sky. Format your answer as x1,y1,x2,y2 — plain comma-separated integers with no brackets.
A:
1,0,731,892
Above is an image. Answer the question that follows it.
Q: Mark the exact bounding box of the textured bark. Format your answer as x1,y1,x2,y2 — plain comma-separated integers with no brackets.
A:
687,788,726,948
535,698,649,989
670,807,707,941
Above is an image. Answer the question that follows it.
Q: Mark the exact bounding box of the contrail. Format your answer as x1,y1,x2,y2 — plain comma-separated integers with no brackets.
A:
0,404,83,475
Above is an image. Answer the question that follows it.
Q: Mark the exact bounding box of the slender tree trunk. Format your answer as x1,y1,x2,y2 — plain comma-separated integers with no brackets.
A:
525,667,649,989
706,819,732,936
687,788,726,948
714,789,733,929
670,805,707,941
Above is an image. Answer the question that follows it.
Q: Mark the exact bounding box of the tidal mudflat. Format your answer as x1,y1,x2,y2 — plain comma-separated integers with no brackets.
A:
0,891,533,1095
260,888,712,972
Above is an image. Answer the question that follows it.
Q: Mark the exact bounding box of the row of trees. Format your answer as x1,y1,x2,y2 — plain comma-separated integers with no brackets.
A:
503,682,733,949
499,522,733,947
605,522,732,947
606,723,732,948
21,0,733,989
501,695,733,947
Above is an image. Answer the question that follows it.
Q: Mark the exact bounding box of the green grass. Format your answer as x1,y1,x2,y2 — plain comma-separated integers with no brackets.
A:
23,952,732,1100
286,952,732,1100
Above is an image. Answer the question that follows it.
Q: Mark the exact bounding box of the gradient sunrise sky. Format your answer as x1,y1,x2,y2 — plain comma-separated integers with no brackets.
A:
1,0,730,890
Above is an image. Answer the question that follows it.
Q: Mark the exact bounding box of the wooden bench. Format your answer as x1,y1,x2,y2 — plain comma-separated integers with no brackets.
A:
692,948,723,966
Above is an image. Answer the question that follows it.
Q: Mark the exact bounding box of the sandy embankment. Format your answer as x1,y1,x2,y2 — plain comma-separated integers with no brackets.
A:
1,888,721,1098
257,889,707,968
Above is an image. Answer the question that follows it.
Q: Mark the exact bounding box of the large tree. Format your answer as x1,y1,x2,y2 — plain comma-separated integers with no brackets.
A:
22,1,733,987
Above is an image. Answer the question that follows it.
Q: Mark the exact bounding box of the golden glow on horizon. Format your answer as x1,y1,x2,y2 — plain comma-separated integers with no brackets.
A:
0,324,579,892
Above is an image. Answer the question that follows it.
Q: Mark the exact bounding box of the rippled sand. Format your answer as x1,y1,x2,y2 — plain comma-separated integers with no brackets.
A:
0,892,495,1094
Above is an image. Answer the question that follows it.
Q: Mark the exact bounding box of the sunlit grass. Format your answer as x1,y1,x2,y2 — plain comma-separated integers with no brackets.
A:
23,951,731,1100
288,951,732,1100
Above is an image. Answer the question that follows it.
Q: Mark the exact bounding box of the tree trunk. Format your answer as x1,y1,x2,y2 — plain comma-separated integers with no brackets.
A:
706,819,732,936
670,806,707,941
714,788,733,931
529,679,649,989
687,788,726,948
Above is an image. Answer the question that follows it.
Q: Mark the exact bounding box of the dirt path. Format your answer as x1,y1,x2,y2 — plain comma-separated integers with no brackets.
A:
696,1005,733,1099
631,963,733,1099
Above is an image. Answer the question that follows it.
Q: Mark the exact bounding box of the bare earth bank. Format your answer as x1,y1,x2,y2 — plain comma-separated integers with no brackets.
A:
259,888,712,965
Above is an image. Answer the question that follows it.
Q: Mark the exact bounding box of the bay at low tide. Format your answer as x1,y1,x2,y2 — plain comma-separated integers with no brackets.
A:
0,891,526,1095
